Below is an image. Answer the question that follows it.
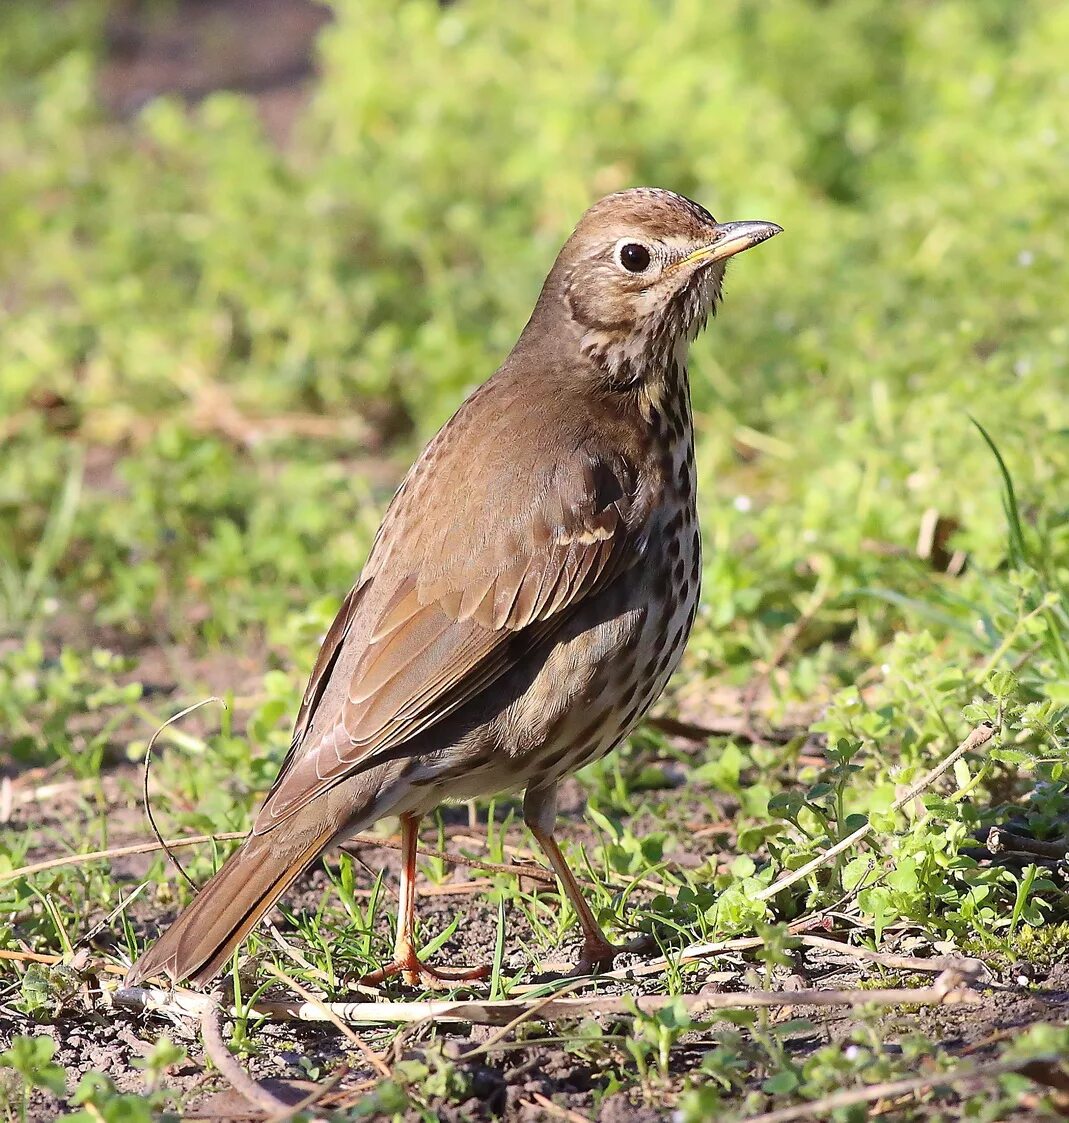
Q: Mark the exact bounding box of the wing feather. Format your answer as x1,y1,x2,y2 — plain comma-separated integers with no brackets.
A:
254,440,646,831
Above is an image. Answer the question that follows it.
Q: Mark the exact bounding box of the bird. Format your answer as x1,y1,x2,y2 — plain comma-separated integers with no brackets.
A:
126,188,781,990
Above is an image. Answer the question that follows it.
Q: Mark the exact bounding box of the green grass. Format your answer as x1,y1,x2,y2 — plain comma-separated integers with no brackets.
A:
1,0,1068,1119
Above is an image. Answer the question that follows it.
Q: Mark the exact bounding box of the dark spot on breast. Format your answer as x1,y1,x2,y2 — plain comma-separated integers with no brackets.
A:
540,709,571,744
618,679,639,707
657,590,675,628
540,745,571,771
575,713,608,747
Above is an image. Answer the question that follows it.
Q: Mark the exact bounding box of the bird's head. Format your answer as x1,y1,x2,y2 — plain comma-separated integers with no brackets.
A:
535,187,781,386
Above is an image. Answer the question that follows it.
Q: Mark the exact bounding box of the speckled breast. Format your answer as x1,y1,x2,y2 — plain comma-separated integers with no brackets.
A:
517,419,701,792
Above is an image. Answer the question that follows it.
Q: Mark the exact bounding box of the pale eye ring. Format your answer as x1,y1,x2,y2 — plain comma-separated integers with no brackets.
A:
616,241,652,273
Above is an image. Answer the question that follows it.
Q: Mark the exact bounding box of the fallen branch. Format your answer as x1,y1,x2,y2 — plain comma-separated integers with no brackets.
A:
986,827,1067,861
1,832,247,883
338,840,557,887
796,935,987,979
200,995,292,1117
647,715,801,747
263,1065,351,1123
0,947,127,975
737,1050,1065,1123
143,698,226,892
739,587,831,737
110,967,978,1028
261,962,391,1079
755,722,997,903
525,1091,592,1123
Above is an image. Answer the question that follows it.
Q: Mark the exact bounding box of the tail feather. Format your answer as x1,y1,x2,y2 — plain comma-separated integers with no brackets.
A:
126,821,336,988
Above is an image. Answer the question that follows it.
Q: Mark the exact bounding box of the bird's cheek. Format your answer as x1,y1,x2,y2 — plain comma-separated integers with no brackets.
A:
632,285,669,320
565,282,634,333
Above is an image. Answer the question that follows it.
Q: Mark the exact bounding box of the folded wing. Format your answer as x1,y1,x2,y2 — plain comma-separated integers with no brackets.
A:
254,441,647,832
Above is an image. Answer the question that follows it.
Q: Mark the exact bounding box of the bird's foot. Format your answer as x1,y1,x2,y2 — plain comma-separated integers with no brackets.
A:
358,950,489,991
570,933,657,976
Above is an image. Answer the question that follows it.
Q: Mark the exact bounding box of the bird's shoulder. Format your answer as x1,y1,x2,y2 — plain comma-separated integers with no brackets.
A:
363,363,658,595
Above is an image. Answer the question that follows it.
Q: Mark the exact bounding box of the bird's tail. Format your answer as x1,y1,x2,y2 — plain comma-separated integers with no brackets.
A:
125,814,339,989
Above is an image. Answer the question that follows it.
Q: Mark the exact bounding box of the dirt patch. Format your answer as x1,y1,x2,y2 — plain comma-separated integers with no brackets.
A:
98,0,331,144
7,764,1068,1121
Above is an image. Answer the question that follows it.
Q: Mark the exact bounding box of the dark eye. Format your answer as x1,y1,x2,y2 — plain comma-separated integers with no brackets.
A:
618,242,651,273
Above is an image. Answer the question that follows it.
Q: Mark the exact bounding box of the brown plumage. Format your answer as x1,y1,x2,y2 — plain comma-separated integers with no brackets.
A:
126,188,780,988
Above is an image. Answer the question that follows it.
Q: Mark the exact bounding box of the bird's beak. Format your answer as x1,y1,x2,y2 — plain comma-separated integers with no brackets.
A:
682,220,783,267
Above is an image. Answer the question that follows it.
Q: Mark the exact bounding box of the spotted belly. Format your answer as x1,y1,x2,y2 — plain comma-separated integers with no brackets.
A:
536,554,699,786
401,492,701,810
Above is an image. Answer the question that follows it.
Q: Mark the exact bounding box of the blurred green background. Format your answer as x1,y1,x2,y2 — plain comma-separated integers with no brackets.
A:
1,0,1067,741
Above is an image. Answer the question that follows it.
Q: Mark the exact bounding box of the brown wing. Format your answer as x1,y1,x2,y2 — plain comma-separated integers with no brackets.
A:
254,440,646,832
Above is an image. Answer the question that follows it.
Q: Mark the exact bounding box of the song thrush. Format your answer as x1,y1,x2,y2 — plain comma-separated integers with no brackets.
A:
126,188,780,989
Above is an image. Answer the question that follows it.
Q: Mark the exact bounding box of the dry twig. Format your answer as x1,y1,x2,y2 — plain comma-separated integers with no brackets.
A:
609,932,984,983
986,827,1068,860
737,1050,1065,1123
112,967,978,1028
525,1091,593,1122
200,994,292,1117
142,697,225,892
4,829,557,887
755,722,997,903
647,714,801,747
261,962,391,1079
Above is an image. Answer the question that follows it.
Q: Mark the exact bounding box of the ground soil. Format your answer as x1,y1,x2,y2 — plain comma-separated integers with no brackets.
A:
7,732,1069,1121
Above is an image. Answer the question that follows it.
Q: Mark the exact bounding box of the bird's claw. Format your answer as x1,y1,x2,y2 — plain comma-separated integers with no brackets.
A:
357,951,489,991
570,933,657,976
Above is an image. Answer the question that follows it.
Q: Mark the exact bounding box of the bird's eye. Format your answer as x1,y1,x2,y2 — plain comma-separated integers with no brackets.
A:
617,242,652,273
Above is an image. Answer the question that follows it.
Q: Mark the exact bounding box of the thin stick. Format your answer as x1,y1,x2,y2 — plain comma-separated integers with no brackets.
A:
606,933,985,983
647,715,801,747
4,830,556,887
796,935,986,978
0,947,127,975
0,948,72,967
339,839,557,887
986,827,1067,860
755,722,997,903
200,996,291,1116
1,832,248,883
142,697,225,892
460,982,585,1061
736,1051,1059,1123
526,1091,592,1123
112,968,978,1028
263,1065,350,1123
740,587,830,733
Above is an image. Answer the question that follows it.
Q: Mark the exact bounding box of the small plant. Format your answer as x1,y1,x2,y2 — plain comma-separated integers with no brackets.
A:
0,1037,65,1123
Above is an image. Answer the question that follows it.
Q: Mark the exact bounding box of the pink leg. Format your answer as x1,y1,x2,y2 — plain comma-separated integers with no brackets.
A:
358,813,489,989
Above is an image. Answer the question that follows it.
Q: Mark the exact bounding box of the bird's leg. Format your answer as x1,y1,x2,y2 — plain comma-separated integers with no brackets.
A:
523,784,649,974
357,812,488,989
